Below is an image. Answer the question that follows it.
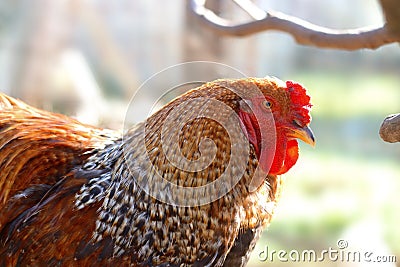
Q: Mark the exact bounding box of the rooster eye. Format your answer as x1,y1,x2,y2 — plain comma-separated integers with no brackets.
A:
262,100,272,109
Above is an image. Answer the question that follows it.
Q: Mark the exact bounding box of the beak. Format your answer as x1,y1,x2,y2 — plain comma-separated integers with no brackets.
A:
287,121,316,147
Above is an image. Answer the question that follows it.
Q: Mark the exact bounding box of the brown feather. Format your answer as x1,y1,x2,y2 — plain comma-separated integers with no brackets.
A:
0,77,312,266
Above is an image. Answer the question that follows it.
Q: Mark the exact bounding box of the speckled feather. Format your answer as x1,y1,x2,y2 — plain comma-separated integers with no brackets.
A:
0,77,311,266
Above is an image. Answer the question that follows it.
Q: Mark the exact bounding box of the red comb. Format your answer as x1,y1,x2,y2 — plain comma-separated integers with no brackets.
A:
285,81,312,124
285,81,311,107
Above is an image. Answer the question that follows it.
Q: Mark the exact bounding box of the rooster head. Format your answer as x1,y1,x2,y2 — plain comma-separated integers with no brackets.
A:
145,77,314,183
236,77,314,176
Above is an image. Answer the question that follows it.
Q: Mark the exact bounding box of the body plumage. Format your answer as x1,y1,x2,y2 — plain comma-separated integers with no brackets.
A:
0,77,314,266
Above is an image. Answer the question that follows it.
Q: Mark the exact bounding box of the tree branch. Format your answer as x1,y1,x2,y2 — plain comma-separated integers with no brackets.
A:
379,0,400,37
379,113,400,143
189,0,400,50
231,0,266,20
189,0,400,143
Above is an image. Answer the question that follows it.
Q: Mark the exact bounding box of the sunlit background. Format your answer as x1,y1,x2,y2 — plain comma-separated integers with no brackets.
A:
0,1,399,266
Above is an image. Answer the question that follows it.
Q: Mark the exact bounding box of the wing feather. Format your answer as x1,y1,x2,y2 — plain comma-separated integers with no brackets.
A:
0,92,117,226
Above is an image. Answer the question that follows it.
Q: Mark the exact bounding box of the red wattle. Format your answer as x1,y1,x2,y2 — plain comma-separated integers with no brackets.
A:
239,108,300,176
269,135,286,175
268,135,299,175
275,139,299,175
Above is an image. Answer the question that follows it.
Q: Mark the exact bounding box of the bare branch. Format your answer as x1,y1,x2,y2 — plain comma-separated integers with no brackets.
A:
189,0,400,50
379,0,400,37
231,0,266,20
380,113,400,143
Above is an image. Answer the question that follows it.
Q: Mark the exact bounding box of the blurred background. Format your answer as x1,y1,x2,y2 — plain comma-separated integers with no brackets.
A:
0,0,399,266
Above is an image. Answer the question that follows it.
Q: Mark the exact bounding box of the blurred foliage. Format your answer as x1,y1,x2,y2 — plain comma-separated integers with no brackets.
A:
294,72,400,117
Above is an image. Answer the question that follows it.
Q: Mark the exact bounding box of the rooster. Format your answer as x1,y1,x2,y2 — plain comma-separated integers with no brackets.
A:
0,77,314,266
